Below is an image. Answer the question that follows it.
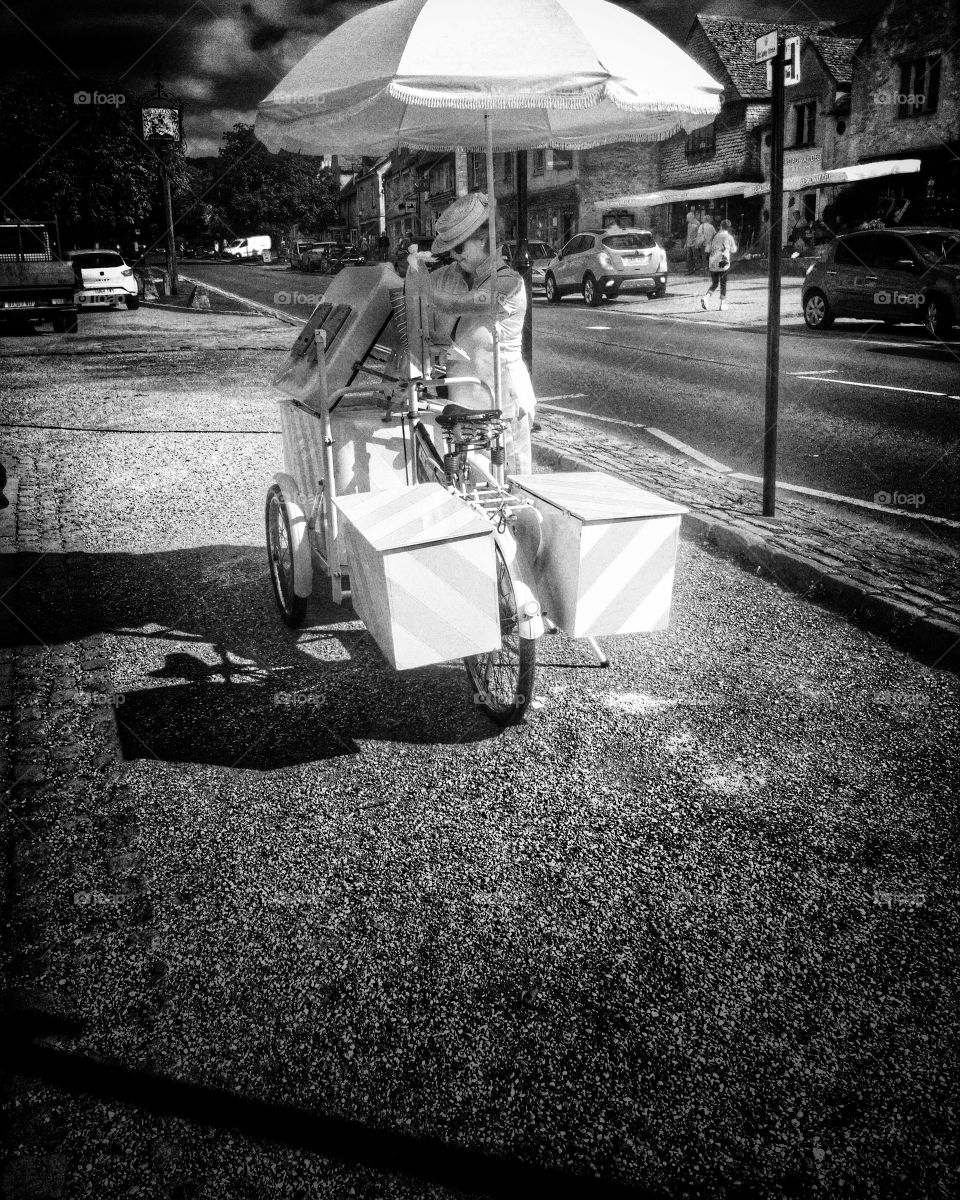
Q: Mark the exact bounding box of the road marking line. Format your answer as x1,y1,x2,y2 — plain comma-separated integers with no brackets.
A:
788,369,836,375
538,403,960,525
537,404,734,474
791,374,960,400
537,393,588,402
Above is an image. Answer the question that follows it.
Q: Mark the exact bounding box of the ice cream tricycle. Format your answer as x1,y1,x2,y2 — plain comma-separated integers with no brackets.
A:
266,263,687,724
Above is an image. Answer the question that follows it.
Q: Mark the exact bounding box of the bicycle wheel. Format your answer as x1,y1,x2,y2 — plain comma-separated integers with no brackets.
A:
464,542,536,724
413,421,446,485
265,484,307,626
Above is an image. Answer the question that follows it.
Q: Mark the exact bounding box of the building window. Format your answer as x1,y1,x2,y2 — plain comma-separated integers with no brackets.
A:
501,154,513,184
429,158,454,195
685,122,715,157
898,54,941,117
551,149,573,171
533,150,545,176
792,101,816,147
468,152,487,191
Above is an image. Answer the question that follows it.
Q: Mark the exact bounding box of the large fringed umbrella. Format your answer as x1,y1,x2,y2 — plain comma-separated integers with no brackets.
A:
256,0,723,404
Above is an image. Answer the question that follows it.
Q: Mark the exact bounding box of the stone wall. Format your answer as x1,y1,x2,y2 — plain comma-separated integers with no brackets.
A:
845,0,959,161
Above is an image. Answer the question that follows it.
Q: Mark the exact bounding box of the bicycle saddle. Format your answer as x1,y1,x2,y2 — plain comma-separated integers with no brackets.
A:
436,403,502,429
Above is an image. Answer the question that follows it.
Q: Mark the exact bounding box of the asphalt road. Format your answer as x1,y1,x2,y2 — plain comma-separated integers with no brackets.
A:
4,304,959,1198
186,259,960,521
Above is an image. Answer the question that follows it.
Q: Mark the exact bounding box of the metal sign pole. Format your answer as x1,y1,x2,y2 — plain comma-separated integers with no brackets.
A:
763,38,785,517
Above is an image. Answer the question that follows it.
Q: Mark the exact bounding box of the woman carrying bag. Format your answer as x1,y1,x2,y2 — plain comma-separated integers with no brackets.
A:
701,218,738,311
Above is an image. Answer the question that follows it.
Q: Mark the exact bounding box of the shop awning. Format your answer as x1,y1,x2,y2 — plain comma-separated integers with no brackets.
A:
596,158,922,210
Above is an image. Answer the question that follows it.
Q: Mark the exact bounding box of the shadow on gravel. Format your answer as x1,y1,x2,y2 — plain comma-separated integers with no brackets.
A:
3,547,499,767
3,1011,664,1200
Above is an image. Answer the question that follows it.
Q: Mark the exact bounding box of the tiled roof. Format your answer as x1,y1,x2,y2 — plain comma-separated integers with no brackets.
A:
696,15,825,99
809,34,861,84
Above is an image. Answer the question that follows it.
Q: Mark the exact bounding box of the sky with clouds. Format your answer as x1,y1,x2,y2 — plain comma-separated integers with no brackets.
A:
1,0,883,158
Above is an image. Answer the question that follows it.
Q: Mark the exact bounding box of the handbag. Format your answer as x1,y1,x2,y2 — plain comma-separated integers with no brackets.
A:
717,253,729,270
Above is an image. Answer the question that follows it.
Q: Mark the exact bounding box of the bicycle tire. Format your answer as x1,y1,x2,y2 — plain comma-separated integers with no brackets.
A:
265,484,308,626
464,542,536,724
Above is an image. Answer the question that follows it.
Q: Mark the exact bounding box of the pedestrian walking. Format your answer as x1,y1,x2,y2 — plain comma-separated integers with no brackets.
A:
412,192,535,475
378,230,390,262
700,218,737,311
684,208,699,275
695,211,716,274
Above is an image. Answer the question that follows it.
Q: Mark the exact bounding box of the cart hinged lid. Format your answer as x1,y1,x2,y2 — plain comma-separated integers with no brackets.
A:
333,483,491,552
509,472,687,522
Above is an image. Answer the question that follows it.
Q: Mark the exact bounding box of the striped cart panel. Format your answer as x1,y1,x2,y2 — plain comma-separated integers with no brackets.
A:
278,397,326,506
334,484,501,670
509,472,687,639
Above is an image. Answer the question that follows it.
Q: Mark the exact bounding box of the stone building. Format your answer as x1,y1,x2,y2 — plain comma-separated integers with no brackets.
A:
839,0,959,227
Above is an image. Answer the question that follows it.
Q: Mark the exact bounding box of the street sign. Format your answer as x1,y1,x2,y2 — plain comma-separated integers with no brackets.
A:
766,39,801,89
784,37,801,85
756,31,777,63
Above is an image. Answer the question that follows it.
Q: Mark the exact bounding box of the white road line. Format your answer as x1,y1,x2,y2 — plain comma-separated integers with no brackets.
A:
791,374,960,400
788,368,836,375
536,393,588,402
538,402,959,525
537,404,733,473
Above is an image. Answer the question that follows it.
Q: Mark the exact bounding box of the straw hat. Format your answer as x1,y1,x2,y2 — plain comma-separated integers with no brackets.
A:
431,192,489,255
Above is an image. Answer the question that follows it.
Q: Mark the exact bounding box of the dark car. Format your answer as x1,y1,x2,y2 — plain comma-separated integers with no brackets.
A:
802,227,960,336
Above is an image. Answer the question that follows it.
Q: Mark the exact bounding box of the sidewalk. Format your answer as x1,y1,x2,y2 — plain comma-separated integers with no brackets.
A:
2,304,958,1200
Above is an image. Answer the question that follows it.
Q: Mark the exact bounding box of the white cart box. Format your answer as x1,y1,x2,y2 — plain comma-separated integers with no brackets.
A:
509,472,687,638
333,484,502,670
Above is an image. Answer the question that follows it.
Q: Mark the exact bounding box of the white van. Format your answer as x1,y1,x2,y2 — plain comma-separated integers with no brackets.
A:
223,235,271,260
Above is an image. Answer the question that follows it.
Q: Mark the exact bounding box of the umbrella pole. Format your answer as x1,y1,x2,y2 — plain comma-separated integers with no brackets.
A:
485,113,504,486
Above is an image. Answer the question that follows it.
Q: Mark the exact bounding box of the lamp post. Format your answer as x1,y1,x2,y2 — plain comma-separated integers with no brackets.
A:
140,93,183,297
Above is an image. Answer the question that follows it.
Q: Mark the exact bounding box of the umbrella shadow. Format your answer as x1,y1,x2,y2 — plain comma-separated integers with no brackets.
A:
3,544,499,768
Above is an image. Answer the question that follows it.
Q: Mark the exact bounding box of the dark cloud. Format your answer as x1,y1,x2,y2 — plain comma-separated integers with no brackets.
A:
0,0,886,157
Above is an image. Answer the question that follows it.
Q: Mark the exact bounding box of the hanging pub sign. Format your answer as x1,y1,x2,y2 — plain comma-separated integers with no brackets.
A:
140,101,182,145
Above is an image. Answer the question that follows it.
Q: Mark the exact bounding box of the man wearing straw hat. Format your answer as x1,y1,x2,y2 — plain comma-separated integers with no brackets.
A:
409,192,535,476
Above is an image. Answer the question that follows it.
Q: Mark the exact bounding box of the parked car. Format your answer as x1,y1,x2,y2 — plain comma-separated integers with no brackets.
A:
69,250,139,310
0,220,79,332
544,229,669,305
302,242,367,274
328,243,368,274
802,227,960,336
499,240,556,291
222,235,271,260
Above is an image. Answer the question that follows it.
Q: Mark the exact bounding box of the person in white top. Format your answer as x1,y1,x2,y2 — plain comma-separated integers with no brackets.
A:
694,212,716,274
701,219,738,311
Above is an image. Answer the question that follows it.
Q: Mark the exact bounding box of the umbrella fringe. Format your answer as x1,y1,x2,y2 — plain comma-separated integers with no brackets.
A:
380,124,691,152
387,81,602,110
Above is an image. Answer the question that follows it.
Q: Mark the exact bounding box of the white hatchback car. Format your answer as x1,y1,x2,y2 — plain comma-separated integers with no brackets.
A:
70,250,139,310
544,228,668,306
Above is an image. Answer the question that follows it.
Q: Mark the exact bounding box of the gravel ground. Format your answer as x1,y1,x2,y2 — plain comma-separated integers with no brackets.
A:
2,308,958,1199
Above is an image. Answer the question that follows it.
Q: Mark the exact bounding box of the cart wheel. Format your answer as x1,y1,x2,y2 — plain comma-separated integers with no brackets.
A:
464,543,536,724
265,484,307,626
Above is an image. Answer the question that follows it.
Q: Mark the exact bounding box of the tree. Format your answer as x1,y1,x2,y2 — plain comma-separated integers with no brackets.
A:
0,73,161,250
208,123,340,243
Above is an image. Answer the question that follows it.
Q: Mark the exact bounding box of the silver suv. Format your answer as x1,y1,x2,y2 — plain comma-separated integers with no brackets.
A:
802,227,960,337
544,229,668,306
